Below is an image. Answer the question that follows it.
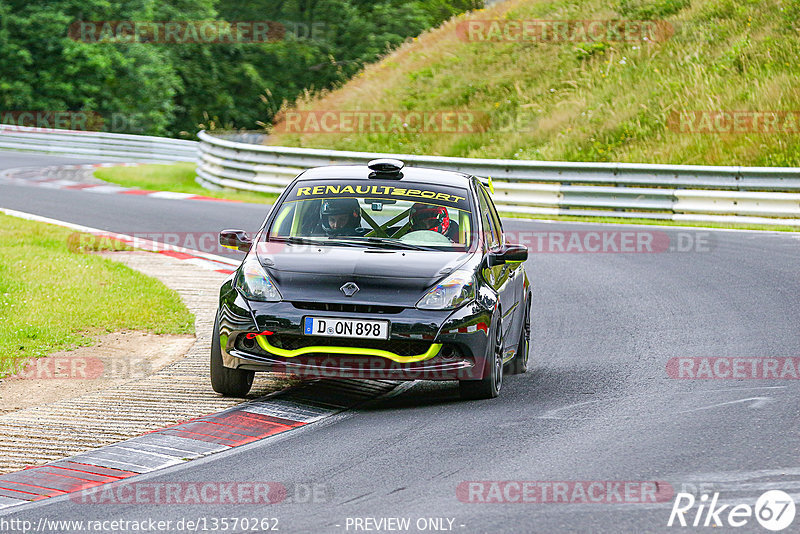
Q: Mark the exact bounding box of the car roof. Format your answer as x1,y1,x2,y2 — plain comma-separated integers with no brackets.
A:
296,164,474,188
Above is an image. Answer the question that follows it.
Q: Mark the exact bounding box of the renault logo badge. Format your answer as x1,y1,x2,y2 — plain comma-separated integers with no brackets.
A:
340,282,359,297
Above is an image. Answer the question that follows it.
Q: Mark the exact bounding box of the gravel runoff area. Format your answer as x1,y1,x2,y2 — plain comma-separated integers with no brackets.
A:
0,250,283,474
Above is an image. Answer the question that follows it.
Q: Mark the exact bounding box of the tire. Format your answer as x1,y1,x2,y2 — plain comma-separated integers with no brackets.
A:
459,314,503,400
210,315,254,397
506,296,531,375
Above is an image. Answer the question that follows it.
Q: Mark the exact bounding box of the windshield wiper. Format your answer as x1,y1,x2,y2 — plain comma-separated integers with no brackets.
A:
280,236,362,248
340,237,440,251
278,236,440,251
283,236,325,246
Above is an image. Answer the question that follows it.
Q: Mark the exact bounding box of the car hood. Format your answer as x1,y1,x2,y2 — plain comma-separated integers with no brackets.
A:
256,243,472,307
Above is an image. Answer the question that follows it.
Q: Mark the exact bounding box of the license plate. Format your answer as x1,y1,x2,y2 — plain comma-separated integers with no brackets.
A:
303,317,389,340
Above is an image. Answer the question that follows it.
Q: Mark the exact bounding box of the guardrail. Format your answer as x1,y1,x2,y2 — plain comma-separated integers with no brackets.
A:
0,125,198,162
197,130,800,226
3,125,797,226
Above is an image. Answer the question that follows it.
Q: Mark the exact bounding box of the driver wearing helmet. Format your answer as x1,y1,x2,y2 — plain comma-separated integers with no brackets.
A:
409,203,453,241
319,197,362,236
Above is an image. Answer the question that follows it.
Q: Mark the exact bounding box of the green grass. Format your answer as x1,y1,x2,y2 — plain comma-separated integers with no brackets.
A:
269,0,800,166
0,214,195,377
94,163,277,204
499,212,800,232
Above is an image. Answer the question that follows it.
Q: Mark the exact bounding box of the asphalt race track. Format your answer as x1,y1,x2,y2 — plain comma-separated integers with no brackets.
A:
2,151,799,533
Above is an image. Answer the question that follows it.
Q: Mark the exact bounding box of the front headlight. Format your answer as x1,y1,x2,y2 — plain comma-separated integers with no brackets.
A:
236,258,282,302
416,270,475,310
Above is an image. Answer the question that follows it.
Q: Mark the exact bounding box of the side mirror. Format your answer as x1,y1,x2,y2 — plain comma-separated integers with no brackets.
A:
487,243,528,266
219,229,252,253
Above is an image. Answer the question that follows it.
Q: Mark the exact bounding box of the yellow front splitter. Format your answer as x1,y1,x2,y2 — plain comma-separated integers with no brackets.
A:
255,335,442,363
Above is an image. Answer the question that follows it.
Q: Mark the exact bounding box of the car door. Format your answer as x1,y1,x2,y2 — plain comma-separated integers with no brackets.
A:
482,184,525,347
475,181,516,360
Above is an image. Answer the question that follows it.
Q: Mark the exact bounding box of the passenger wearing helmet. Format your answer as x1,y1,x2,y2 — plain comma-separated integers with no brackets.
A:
319,197,362,236
409,203,454,241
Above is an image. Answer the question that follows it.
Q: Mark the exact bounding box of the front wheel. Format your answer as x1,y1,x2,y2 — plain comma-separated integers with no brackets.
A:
210,315,254,397
459,316,503,400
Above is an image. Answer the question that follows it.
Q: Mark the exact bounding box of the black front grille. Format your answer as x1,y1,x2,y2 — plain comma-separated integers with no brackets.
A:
292,301,404,314
270,334,432,357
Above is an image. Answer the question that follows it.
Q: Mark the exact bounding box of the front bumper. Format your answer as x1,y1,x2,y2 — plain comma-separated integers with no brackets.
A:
217,282,493,381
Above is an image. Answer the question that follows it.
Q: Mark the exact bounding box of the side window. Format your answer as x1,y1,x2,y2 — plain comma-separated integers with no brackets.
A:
483,186,504,239
270,202,296,237
476,183,500,250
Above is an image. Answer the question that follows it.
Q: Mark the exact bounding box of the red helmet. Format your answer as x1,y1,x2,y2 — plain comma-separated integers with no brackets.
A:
410,203,450,235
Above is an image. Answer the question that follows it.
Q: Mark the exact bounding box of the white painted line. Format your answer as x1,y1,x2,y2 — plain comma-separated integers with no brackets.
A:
0,497,29,509
84,185,129,194
35,181,73,188
124,434,229,455
118,440,222,459
241,399,336,422
115,445,196,462
72,447,186,472
0,207,240,270
674,396,774,413
183,257,233,271
66,454,154,474
147,191,197,200
41,179,81,187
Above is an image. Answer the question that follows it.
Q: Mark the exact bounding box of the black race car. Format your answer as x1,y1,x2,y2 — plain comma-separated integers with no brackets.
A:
212,159,530,400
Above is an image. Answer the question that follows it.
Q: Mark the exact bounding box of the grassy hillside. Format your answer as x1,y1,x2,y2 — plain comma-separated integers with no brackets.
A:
269,0,800,166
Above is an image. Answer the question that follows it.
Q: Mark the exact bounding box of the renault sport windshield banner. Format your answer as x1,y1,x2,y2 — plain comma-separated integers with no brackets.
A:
285,180,471,210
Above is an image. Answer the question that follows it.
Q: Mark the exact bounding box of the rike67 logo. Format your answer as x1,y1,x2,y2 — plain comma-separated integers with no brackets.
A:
668,490,796,531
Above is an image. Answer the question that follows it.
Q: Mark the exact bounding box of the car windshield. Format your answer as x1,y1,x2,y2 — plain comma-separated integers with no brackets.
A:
267,179,475,251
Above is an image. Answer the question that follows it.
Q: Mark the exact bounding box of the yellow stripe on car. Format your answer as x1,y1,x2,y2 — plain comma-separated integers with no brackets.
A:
256,336,442,363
